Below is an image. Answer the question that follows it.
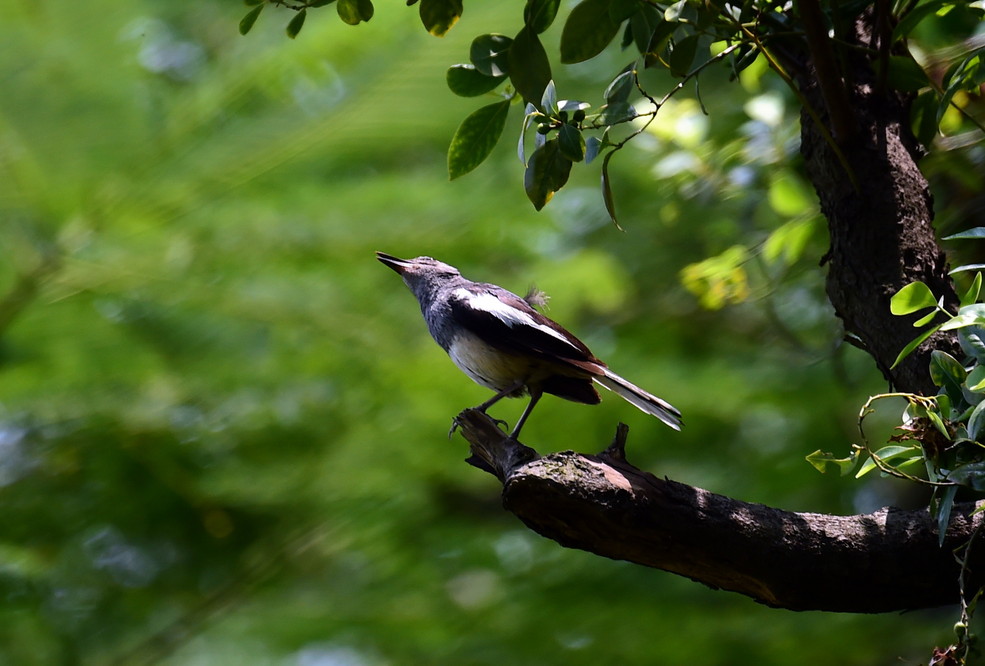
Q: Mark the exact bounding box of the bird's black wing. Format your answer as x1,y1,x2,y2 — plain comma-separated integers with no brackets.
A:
447,284,604,371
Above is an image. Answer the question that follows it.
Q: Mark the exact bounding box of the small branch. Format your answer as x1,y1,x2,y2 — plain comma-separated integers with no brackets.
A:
455,410,985,613
796,0,858,142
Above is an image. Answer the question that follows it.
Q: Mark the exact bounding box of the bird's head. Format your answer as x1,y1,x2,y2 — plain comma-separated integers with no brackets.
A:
376,252,462,300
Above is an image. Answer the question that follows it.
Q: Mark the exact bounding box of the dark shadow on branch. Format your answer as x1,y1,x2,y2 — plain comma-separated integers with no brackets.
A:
455,408,985,613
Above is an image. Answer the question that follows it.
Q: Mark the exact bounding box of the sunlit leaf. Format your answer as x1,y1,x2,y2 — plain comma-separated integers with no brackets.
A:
420,0,462,36
806,449,858,475
337,0,374,25
447,99,511,179
961,272,983,307
890,281,937,315
524,138,572,210
944,227,985,241
891,325,941,368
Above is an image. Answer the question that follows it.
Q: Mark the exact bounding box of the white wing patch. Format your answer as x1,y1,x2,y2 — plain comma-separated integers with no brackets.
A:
453,288,579,351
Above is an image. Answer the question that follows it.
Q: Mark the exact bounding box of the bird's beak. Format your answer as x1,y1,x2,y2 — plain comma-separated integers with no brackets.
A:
376,251,412,274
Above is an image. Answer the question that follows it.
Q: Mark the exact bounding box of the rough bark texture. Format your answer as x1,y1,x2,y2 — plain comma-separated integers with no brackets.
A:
792,9,961,394
457,409,985,612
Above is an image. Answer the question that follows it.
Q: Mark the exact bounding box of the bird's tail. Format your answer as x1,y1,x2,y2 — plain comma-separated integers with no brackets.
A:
594,369,682,431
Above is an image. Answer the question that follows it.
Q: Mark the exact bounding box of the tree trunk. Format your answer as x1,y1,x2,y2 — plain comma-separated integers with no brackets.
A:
793,7,960,394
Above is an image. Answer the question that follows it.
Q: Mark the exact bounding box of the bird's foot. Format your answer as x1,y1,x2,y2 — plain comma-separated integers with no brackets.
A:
449,410,509,439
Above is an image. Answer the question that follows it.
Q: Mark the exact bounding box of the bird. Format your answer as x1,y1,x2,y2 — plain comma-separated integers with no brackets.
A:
376,252,682,439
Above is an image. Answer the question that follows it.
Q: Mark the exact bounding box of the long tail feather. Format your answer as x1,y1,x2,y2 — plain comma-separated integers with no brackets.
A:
594,370,682,431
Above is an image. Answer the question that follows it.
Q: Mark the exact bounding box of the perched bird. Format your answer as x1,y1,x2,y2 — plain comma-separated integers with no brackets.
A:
377,252,682,439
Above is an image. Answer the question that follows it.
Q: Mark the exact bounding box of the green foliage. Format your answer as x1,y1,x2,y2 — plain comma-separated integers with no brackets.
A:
448,99,512,179
250,0,985,220
419,0,463,36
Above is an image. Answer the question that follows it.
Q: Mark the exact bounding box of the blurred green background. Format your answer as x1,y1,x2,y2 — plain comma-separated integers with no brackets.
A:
0,1,974,664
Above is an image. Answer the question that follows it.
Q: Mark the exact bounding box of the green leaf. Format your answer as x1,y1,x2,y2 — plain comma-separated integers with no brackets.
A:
585,136,602,164
667,34,700,76
446,64,506,97
959,326,985,362
470,34,513,77
524,139,573,210
629,5,662,55
945,227,985,241
557,124,586,162
892,0,951,42
604,66,636,104
952,264,985,276
664,0,695,22
509,27,552,106
910,89,939,149
239,4,264,35
961,272,983,307
949,461,985,491
517,103,539,164
609,0,641,23
337,0,374,25
286,8,307,38
891,325,941,369
930,350,966,405
420,0,462,36
805,449,858,476
890,281,938,315
601,150,621,229
886,55,929,92
523,0,561,33
447,99,511,180
599,100,635,124
966,364,985,392
541,80,557,113
560,0,622,64
941,304,985,331
913,310,938,327
933,484,958,546
856,445,920,478
967,399,985,441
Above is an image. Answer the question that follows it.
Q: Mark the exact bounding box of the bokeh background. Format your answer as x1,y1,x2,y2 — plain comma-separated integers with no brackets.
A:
2,1,981,664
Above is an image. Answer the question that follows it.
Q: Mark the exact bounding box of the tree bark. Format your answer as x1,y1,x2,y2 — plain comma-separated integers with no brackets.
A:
792,8,961,395
456,409,985,613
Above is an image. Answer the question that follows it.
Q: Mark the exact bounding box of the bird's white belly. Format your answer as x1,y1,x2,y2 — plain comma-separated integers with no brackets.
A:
447,333,532,393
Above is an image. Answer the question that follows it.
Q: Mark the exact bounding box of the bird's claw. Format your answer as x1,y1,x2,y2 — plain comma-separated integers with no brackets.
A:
448,412,510,439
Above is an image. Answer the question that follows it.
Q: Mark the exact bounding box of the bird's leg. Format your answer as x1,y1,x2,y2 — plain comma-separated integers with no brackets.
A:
449,380,525,437
475,379,525,412
508,389,542,440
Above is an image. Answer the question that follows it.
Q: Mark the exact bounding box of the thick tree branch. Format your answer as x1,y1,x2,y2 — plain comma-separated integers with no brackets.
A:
792,11,961,394
455,408,985,613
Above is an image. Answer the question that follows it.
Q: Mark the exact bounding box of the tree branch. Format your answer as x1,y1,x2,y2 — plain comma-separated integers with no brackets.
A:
455,408,985,613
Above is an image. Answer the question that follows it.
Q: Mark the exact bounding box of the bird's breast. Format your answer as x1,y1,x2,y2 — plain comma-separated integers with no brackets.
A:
447,333,533,394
